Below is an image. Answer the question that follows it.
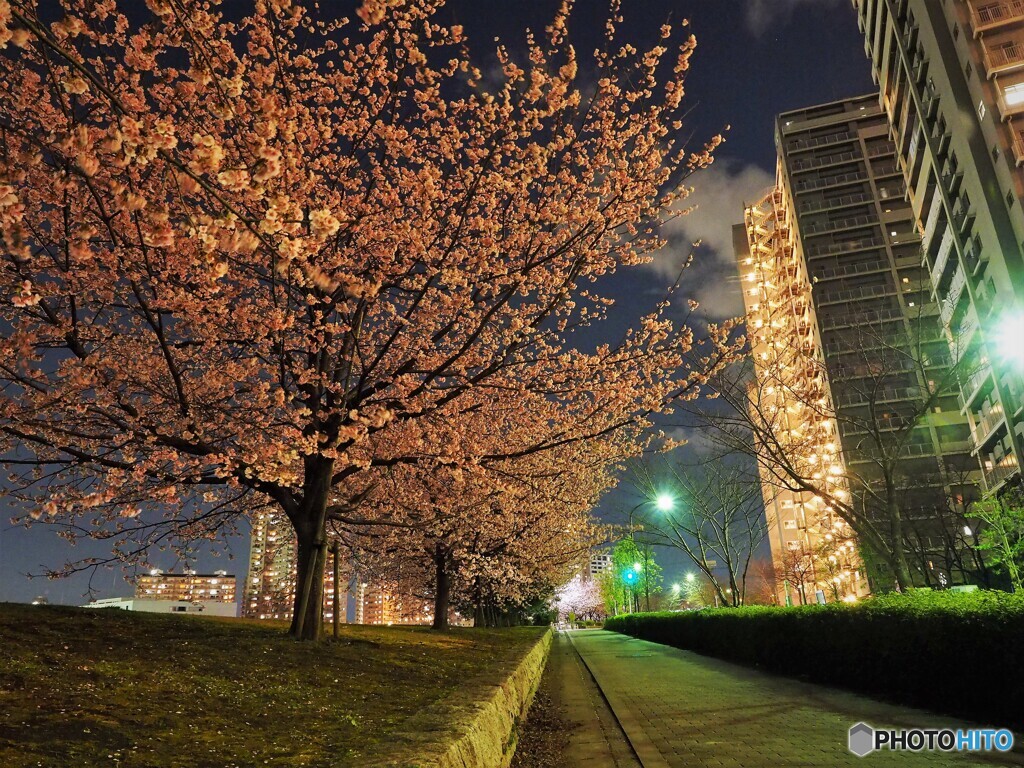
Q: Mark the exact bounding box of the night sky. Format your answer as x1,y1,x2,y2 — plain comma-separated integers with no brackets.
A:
0,0,875,604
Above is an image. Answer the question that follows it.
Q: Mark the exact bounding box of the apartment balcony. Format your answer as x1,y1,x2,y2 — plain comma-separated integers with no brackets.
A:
973,407,1007,448
811,260,892,281
997,80,1024,118
799,191,875,215
871,160,902,177
951,195,976,235
794,170,867,193
961,362,992,407
806,236,884,258
789,131,854,152
867,142,898,158
946,265,968,311
982,40,1024,78
1012,120,1024,165
802,214,877,235
819,305,904,330
921,79,940,122
938,439,977,455
815,282,895,306
982,456,1020,493
921,189,945,247
790,150,860,172
931,228,955,285
970,0,1024,36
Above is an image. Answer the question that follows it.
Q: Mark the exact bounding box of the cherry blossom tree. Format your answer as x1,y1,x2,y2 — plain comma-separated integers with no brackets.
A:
0,0,734,639
552,574,605,624
339,399,614,629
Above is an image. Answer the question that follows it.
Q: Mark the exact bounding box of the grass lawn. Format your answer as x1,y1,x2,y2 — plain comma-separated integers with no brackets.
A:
0,603,546,767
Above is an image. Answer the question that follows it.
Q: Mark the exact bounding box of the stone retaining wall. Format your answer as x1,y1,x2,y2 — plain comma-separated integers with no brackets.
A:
370,628,553,768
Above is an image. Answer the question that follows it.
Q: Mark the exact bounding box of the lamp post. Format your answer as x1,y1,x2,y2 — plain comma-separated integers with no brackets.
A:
621,492,677,613
628,493,677,611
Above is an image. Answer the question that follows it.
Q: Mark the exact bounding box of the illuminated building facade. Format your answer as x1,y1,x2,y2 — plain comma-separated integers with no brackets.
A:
852,0,1024,493
740,94,983,598
358,584,436,626
738,188,864,606
136,570,237,605
244,510,345,623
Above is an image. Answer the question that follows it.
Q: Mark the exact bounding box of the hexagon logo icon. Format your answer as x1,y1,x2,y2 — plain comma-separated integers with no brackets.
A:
849,722,875,757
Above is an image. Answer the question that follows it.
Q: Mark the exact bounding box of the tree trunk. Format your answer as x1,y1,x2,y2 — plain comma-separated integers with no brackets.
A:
432,545,450,630
288,456,334,641
290,522,326,639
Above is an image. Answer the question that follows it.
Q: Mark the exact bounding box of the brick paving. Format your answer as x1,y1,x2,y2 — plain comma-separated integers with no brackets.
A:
568,630,1024,768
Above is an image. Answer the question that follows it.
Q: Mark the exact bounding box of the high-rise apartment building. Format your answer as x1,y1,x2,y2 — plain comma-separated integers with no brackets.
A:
851,0,1024,493
738,190,861,605
739,94,982,596
244,510,345,623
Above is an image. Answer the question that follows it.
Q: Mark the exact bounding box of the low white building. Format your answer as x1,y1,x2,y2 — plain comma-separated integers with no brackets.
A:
83,597,237,617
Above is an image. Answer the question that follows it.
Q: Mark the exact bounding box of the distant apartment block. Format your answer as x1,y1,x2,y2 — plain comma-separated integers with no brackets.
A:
588,551,614,579
851,0,1024,493
244,510,345,623
136,570,237,605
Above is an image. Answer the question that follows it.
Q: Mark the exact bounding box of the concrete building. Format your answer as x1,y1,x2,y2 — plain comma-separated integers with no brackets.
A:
83,596,237,617
851,0,1024,494
588,551,614,580
135,570,237,605
739,94,983,597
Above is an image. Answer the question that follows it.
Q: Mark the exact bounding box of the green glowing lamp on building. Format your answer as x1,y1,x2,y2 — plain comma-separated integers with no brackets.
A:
995,311,1024,367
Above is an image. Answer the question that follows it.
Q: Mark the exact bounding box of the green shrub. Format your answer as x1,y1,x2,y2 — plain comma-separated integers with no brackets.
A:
605,590,1024,730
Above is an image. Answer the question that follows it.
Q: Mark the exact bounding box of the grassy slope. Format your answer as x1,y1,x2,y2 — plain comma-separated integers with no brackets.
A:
0,603,545,768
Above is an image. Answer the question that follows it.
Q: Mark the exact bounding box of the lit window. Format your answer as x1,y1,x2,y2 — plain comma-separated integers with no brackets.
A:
1002,82,1024,108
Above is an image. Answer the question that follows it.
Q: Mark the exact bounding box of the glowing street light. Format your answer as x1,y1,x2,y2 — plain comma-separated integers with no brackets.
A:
685,573,696,583
671,583,681,594
633,562,643,573
655,493,676,512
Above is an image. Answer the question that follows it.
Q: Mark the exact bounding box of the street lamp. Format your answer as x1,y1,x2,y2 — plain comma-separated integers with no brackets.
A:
633,562,643,573
685,573,696,583
655,493,676,512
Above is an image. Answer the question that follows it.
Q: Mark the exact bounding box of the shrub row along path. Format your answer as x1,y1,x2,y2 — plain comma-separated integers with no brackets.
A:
562,630,1024,767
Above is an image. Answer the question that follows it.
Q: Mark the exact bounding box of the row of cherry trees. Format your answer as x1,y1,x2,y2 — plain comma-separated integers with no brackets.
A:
0,0,735,637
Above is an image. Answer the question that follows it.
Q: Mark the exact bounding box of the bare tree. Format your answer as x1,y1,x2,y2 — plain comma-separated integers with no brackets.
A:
632,459,769,607
688,284,985,593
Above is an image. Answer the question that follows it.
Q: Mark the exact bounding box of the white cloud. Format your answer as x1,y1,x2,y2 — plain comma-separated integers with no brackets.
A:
745,0,845,36
645,158,772,319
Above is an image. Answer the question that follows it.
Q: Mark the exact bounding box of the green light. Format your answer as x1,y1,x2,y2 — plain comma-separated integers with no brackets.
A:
685,573,696,583
995,311,1024,366
633,562,643,572
655,493,676,512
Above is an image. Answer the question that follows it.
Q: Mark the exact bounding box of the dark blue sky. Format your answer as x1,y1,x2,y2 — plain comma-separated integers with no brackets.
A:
0,0,874,604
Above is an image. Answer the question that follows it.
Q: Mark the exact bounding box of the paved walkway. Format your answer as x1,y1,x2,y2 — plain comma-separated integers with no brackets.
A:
545,631,641,767
566,630,1024,768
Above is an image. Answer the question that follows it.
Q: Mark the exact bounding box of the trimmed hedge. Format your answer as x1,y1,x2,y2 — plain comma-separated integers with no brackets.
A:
605,591,1024,730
